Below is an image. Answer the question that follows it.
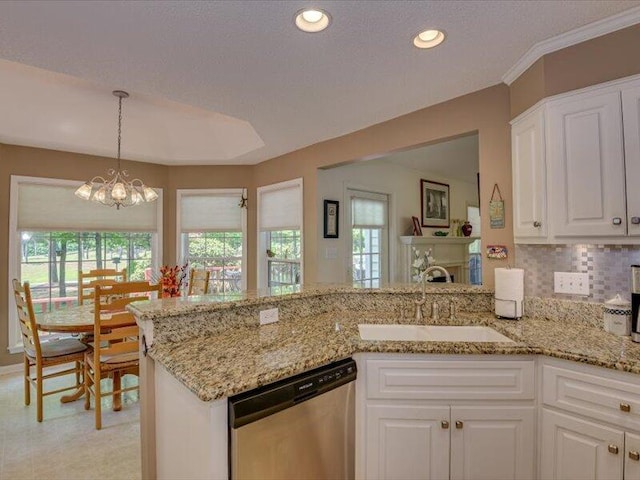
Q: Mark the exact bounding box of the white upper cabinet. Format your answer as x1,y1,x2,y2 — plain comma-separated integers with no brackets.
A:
512,106,547,239
548,89,626,237
623,83,640,237
511,75,640,243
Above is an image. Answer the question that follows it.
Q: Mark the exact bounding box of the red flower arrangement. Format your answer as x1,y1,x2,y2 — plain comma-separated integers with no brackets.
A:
159,264,188,298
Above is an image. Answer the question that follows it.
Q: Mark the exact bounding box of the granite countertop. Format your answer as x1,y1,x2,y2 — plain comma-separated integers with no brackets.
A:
130,283,493,321
148,309,640,402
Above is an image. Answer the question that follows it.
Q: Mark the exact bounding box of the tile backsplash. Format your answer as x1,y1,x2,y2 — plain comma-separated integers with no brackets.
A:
515,244,640,303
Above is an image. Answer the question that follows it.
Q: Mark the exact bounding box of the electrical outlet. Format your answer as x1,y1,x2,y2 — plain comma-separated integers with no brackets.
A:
259,308,279,325
554,272,589,296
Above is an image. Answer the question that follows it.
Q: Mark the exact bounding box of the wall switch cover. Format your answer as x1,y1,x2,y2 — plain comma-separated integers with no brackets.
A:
259,308,279,325
325,247,338,259
554,272,590,296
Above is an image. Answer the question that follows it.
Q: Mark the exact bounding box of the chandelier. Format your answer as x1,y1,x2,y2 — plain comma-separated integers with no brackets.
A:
75,90,158,209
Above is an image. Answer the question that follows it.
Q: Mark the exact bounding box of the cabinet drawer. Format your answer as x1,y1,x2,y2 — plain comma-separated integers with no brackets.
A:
543,365,640,430
366,359,535,400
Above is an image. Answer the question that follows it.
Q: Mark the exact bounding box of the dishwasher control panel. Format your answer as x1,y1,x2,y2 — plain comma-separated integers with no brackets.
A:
230,358,357,428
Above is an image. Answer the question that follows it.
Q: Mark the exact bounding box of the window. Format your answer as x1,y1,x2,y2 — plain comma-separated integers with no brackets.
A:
349,190,389,288
8,176,162,353
257,179,303,289
177,189,247,293
20,231,153,315
467,205,482,285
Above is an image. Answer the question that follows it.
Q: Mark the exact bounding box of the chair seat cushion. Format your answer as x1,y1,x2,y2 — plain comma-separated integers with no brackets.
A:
102,351,139,365
25,338,87,359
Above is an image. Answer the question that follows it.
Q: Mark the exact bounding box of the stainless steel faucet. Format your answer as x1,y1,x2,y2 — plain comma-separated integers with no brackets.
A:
414,266,452,321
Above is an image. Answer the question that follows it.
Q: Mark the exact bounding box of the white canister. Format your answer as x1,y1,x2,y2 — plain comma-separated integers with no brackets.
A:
604,294,632,336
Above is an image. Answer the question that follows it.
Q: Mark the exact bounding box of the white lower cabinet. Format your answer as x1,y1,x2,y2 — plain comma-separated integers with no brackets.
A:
365,404,450,480
365,403,535,480
626,432,640,480
358,355,536,480
541,408,625,480
541,358,640,480
450,406,535,480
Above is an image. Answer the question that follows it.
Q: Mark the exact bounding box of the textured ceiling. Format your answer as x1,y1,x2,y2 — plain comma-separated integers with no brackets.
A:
0,1,638,165
386,135,479,185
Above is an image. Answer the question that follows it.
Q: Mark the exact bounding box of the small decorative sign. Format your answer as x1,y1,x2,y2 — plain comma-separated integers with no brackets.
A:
487,245,508,259
489,184,505,229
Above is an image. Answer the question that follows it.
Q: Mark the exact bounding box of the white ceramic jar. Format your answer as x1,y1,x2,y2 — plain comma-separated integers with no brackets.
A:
604,294,632,336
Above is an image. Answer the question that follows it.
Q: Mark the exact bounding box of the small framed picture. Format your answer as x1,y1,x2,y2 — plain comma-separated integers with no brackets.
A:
411,216,423,236
323,200,339,238
421,179,450,228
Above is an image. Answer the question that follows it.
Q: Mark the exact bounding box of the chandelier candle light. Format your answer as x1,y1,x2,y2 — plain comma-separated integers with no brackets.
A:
75,90,158,209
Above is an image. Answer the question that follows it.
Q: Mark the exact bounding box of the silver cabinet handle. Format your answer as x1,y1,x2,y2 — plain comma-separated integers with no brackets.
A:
609,444,619,455
533,221,542,228
630,451,640,461
613,217,623,225
631,217,640,225
620,403,631,413
455,421,463,429
441,420,449,429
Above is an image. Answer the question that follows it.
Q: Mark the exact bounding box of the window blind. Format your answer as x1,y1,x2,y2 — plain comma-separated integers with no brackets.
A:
180,193,242,232
17,182,159,232
259,182,302,231
351,196,386,228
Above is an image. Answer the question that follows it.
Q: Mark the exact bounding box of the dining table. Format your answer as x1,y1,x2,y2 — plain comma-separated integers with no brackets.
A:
37,303,138,410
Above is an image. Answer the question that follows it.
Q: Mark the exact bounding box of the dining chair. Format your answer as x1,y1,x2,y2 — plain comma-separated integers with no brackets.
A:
78,267,127,305
84,280,161,429
12,279,87,422
187,268,211,296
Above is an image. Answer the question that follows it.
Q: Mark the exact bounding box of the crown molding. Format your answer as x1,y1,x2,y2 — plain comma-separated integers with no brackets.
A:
502,6,640,86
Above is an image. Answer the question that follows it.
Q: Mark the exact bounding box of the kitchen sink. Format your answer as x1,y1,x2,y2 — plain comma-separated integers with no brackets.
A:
358,324,514,343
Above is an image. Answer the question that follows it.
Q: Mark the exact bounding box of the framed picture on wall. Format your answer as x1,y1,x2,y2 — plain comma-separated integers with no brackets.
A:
411,216,422,236
323,200,339,238
421,179,450,228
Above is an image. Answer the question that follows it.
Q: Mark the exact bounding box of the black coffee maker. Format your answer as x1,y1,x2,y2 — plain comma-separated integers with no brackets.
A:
633,265,640,343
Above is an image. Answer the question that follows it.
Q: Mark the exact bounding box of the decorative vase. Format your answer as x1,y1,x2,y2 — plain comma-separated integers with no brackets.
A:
461,221,473,237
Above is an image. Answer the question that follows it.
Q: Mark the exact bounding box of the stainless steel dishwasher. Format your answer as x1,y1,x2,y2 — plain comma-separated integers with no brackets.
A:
228,358,357,480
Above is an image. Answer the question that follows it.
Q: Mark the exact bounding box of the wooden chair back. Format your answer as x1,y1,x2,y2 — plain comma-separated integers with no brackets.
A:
188,268,211,296
78,268,127,305
93,281,161,361
12,279,41,358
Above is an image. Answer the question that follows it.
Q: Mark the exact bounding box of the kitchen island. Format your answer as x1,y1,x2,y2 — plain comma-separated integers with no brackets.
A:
130,285,640,480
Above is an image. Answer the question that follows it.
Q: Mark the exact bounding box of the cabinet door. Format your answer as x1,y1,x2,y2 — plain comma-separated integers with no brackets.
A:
627,432,640,480
548,90,626,237
512,107,547,238
623,83,640,236
450,406,535,480
365,404,450,480
540,408,624,480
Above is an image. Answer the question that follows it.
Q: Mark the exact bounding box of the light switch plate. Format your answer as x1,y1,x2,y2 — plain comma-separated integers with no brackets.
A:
554,272,589,296
259,308,279,325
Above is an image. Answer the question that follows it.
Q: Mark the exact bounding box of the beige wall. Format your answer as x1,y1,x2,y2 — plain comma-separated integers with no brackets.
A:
254,84,513,290
510,23,640,118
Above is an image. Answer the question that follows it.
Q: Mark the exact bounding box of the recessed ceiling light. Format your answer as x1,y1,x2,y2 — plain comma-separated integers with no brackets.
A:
295,8,331,33
413,29,446,49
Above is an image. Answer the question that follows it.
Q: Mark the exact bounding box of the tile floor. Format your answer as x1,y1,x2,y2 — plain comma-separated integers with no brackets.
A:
0,368,140,480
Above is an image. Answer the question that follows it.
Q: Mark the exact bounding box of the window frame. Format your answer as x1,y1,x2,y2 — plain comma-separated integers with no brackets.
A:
175,188,248,292
256,178,304,289
8,175,163,354
345,186,392,286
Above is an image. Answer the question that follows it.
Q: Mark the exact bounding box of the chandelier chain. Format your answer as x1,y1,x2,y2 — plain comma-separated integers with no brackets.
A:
117,94,123,170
